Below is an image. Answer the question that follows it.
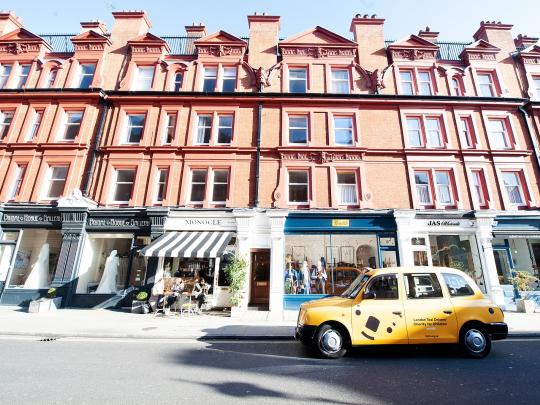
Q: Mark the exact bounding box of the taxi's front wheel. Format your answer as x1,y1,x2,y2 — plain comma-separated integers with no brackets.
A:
459,324,491,359
315,324,348,359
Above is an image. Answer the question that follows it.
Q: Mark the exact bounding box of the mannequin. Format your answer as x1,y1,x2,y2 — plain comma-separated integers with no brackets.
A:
24,243,50,289
301,260,310,294
96,250,119,294
316,257,327,294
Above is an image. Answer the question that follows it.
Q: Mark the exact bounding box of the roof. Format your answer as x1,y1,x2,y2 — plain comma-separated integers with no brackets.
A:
385,40,471,61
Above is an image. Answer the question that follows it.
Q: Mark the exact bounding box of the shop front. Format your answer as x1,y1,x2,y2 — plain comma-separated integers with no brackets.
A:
70,209,151,308
0,204,63,306
395,210,505,307
140,210,239,309
282,211,399,310
492,213,540,310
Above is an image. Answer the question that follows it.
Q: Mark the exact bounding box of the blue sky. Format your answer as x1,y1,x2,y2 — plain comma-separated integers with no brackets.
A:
2,0,539,42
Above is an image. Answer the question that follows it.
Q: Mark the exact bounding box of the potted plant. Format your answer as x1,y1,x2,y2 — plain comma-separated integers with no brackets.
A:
131,291,150,314
28,288,63,313
224,254,247,317
513,271,539,313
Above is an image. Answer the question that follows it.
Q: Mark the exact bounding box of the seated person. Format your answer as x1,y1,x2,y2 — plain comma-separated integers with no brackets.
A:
192,278,210,311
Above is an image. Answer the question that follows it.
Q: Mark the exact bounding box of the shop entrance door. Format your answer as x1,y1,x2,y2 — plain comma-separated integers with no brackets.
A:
493,248,513,285
530,242,540,278
0,243,17,298
250,250,270,305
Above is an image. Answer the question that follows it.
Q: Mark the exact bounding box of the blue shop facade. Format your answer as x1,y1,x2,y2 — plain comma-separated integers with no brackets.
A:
282,210,399,310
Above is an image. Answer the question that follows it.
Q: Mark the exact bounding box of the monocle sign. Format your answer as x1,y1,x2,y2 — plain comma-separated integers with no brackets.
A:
166,217,236,230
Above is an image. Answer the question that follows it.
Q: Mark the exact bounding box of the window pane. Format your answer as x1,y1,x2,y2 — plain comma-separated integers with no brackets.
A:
337,172,356,184
366,274,399,299
174,73,183,91
136,67,154,91
214,170,228,183
334,117,353,145
289,171,307,183
197,115,212,144
192,170,206,183
289,116,308,143
502,172,524,204
337,173,357,204
289,68,307,93
190,184,206,202
78,64,96,88
332,69,350,94
407,118,422,146
116,169,134,183
404,273,443,299
488,119,509,149
222,67,237,92
203,67,217,92
217,115,233,143
426,118,442,147
435,171,452,204
212,170,229,202
0,64,12,88
443,273,475,297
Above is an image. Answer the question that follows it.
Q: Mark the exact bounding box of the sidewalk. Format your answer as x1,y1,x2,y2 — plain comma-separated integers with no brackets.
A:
0,307,538,340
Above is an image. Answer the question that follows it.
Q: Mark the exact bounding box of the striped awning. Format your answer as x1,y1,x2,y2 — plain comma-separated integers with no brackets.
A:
140,231,234,258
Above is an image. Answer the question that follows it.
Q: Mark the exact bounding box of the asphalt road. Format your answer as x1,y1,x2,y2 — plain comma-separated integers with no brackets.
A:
0,337,538,405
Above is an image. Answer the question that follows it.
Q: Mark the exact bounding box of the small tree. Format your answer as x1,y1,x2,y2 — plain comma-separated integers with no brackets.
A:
512,271,539,292
224,255,247,307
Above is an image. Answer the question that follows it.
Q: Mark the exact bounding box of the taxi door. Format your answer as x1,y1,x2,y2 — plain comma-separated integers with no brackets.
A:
402,272,458,343
351,273,408,345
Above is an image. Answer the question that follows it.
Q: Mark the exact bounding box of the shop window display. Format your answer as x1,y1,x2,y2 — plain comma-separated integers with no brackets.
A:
284,234,388,295
76,235,135,294
7,229,62,289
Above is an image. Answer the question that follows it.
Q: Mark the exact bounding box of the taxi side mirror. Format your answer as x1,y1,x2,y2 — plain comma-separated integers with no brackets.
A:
363,291,376,300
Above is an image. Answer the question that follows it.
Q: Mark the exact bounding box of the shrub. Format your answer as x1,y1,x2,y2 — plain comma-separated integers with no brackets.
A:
224,255,247,307
512,271,539,292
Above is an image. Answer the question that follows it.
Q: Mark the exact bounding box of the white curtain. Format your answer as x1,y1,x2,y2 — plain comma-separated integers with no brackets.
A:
339,185,357,204
416,185,431,204
507,186,523,204
437,185,452,204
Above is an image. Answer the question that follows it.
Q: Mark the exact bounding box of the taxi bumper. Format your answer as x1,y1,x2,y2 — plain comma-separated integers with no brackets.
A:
485,322,508,341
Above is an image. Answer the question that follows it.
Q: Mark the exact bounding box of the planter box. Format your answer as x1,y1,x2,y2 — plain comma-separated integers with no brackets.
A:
28,297,62,313
516,298,535,314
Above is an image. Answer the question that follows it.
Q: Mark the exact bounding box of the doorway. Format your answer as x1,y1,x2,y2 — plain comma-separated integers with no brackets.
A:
250,249,270,305
493,249,513,285
0,242,17,298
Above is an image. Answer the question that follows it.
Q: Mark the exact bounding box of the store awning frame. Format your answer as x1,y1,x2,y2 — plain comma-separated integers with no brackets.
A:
140,231,234,258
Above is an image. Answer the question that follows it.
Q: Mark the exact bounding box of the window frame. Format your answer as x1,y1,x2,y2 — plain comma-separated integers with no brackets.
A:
288,66,308,93
533,75,540,99
398,68,436,96
404,273,444,299
405,114,446,148
8,163,27,201
202,66,218,92
0,63,12,89
501,170,527,207
193,111,236,146
189,169,208,203
45,68,58,88
469,169,489,209
486,117,514,150
154,168,169,204
335,170,359,206
134,65,155,91
173,72,183,92
476,70,499,97
163,112,177,145
287,114,309,145
287,169,310,205
221,66,237,92
451,75,465,96
111,168,136,204
123,113,146,144
26,109,44,142
364,274,400,300
43,164,69,200
332,115,355,146
60,110,84,141
330,68,351,94
77,62,96,89
211,169,230,204
0,110,15,141
458,115,477,149
413,168,458,208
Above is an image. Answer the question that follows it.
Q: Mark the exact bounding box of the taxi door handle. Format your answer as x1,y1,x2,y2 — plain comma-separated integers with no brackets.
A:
443,310,453,315
392,311,402,317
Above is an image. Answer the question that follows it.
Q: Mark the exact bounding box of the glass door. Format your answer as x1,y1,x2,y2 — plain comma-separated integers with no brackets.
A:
493,249,513,285
0,243,16,296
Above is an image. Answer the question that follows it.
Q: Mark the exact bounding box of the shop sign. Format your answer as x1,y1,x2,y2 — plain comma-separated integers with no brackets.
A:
167,217,237,230
87,218,151,229
423,219,475,228
332,219,350,227
2,213,61,225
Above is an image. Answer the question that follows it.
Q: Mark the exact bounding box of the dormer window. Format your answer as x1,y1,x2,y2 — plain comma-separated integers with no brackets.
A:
400,70,414,95
532,76,540,98
46,69,58,88
0,64,12,89
477,72,497,97
78,63,96,88
15,64,30,89
399,69,435,96
331,69,350,94
289,68,307,93
173,72,183,92
452,76,464,96
222,67,237,92
134,66,154,91
203,67,217,92
417,70,433,95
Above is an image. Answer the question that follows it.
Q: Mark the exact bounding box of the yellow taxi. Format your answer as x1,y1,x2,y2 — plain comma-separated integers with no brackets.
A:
295,266,508,359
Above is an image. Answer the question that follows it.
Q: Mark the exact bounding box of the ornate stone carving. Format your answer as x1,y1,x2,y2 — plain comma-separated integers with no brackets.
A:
131,45,163,54
74,43,105,52
281,46,356,58
280,151,363,163
255,67,271,89
57,189,98,209
523,57,540,64
0,42,39,54
197,45,244,57
389,49,437,61
369,68,386,94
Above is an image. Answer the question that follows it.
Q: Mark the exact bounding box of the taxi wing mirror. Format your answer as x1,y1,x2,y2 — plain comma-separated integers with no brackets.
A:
363,291,376,300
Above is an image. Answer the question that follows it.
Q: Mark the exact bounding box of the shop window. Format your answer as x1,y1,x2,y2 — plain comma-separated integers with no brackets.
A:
284,234,381,295
0,110,14,141
429,235,484,288
487,118,512,149
61,111,83,141
406,116,444,148
15,64,30,89
112,169,135,203
217,115,233,144
222,67,237,92
477,71,497,97
76,235,136,293
44,165,68,199
190,169,207,203
411,237,429,266
154,168,169,203
404,273,443,299
134,66,154,91
288,170,309,204
202,67,217,92
336,172,358,205
288,115,308,144
7,229,62,289
333,116,354,146
414,171,433,205
533,76,540,98
163,113,176,144
459,116,476,148
502,171,526,206
0,63,12,89
443,273,475,297
8,164,27,200
470,169,488,208
26,109,43,142
45,68,57,88
365,274,399,299
173,72,183,91
452,76,464,96
124,114,145,144
289,67,307,93
77,63,96,88
331,69,350,94
211,170,229,203
196,114,212,144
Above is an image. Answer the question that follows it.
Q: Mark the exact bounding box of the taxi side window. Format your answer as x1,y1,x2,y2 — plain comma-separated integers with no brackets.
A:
443,273,475,297
365,274,399,299
404,273,443,299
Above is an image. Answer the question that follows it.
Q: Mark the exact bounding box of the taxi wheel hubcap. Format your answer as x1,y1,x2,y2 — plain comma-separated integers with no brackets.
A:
321,329,342,353
465,329,486,353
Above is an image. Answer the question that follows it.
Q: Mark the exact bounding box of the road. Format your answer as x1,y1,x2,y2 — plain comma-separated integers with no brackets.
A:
0,337,538,404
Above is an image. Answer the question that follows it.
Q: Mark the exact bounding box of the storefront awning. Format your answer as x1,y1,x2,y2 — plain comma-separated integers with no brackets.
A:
140,231,234,258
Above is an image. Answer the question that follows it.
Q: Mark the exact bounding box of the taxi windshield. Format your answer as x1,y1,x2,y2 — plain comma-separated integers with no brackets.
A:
341,273,372,299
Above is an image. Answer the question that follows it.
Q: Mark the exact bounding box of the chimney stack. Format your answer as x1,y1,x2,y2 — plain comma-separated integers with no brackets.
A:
350,14,386,71
80,20,108,35
514,34,539,49
110,10,151,45
185,23,207,38
418,26,439,43
0,11,23,36
473,21,515,58
247,13,281,70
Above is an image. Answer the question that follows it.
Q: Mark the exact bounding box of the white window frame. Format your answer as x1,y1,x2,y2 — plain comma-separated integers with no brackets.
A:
163,113,176,144
333,116,355,146
195,114,213,145
336,171,358,205
399,70,415,95
124,114,146,144
459,116,475,148
45,68,58,88
111,168,136,204
43,165,69,200
433,170,454,206
216,114,233,144
405,115,445,148
77,63,96,88
0,64,12,89
477,72,496,97
470,169,487,207
288,67,308,93
8,164,27,200
26,109,43,142
211,169,229,203
173,72,183,92
134,66,154,91
60,111,83,141
221,67,237,92
287,169,310,204
189,169,208,203
501,171,526,206
0,110,14,141
288,114,309,145
417,70,433,95
533,76,540,99
487,117,511,149
15,64,30,89
202,66,218,92
414,170,433,206
331,68,350,94
154,168,169,203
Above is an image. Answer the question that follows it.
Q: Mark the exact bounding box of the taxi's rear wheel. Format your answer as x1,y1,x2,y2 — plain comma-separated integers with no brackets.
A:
315,324,347,359
460,324,491,359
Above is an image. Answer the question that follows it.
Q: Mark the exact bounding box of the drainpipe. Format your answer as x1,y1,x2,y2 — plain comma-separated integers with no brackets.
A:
518,104,540,174
254,79,263,207
82,97,109,196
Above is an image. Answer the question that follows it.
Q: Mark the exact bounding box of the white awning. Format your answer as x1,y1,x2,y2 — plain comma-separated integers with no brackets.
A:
140,231,234,258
